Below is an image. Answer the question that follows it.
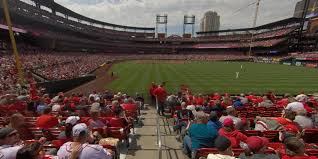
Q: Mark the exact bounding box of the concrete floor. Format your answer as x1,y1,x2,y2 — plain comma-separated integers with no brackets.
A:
121,106,187,159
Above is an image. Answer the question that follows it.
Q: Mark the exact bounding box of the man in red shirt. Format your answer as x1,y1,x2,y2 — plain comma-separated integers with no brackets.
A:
122,98,138,111
36,107,59,129
153,84,167,116
149,82,157,105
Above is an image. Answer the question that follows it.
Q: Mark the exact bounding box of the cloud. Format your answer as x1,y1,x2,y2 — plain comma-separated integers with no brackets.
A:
54,0,300,34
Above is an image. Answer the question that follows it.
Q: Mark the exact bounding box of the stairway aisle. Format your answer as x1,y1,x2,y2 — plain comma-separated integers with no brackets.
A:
124,106,187,159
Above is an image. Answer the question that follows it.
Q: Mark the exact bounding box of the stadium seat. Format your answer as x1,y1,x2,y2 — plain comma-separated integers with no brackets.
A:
243,130,261,137
303,129,318,143
262,130,279,142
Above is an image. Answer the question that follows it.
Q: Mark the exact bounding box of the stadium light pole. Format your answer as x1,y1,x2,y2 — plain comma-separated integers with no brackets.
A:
1,0,25,85
248,0,261,57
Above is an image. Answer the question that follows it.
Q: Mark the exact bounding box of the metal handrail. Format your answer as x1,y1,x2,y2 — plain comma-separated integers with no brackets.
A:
155,97,162,159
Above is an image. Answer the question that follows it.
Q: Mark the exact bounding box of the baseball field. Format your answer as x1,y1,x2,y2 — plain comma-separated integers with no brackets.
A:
106,60,318,96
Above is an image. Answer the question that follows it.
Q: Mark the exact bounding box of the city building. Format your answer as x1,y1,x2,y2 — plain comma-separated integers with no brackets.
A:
200,11,220,32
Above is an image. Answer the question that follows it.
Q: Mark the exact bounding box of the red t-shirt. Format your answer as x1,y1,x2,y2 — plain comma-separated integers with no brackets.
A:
122,103,137,111
282,155,318,159
218,128,248,147
153,87,167,102
195,97,204,105
36,114,59,129
149,86,157,96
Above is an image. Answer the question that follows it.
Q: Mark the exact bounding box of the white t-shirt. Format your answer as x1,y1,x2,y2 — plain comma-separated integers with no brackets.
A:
207,154,237,159
294,115,313,129
57,142,112,159
286,102,304,112
0,145,22,159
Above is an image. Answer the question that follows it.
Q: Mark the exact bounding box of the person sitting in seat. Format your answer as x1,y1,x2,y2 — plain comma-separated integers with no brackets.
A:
16,140,46,159
57,123,112,159
8,113,34,140
207,136,237,159
0,128,23,159
121,98,138,112
35,107,59,129
255,109,301,133
218,118,247,148
219,106,242,130
239,136,280,159
294,109,313,129
88,103,106,130
183,111,218,159
282,137,318,159
207,111,222,130
56,116,80,147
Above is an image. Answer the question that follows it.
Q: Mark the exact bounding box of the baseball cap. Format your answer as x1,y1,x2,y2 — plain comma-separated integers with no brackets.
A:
0,128,17,139
214,136,231,151
72,123,88,137
65,116,80,125
223,118,234,127
245,136,269,152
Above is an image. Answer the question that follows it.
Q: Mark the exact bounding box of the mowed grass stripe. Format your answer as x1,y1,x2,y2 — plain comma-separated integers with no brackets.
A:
106,61,318,95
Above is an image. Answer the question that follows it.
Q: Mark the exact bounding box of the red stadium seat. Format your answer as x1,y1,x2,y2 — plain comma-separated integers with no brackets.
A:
303,129,318,143
262,130,279,142
243,130,261,137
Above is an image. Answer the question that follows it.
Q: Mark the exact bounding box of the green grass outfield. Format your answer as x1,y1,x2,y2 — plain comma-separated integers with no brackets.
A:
106,60,318,96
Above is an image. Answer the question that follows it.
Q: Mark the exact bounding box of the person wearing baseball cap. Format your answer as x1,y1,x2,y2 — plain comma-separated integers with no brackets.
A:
239,136,280,159
207,136,236,159
282,137,318,159
55,116,81,147
0,127,23,159
57,123,112,159
218,118,247,148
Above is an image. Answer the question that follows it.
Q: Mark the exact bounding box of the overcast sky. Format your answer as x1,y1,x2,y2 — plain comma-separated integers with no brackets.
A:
53,0,300,35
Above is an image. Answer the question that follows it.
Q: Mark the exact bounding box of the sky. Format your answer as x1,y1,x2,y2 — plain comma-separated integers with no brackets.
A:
51,0,300,35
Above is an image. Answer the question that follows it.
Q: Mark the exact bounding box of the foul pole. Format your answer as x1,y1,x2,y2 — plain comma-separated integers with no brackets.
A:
248,0,261,57
1,0,25,85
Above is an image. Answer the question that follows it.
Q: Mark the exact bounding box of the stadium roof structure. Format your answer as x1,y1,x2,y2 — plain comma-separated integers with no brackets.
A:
28,0,155,31
197,17,302,35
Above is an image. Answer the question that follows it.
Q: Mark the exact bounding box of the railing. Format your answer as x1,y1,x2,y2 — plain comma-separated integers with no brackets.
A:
155,97,162,159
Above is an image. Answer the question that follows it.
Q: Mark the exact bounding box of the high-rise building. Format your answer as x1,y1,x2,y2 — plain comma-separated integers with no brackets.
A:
200,11,220,32
294,0,318,18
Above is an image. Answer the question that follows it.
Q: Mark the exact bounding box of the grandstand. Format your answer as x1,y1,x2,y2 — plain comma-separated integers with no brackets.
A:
1,0,318,159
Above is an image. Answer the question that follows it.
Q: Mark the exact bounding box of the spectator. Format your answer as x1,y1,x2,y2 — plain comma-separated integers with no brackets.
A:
259,96,273,108
207,111,222,130
239,93,248,105
88,104,106,130
153,84,167,116
294,109,313,129
149,82,157,105
282,137,318,159
219,106,242,129
233,98,243,108
111,100,124,117
16,142,43,159
286,99,305,113
57,123,112,159
255,109,301,133
0,128,23,159
207,136,236,159
218,118,248,148
35,107,59,129
8,113,34,140
183,111,218,158
239,136,280,159
121,98,137,112
56,116,80,147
